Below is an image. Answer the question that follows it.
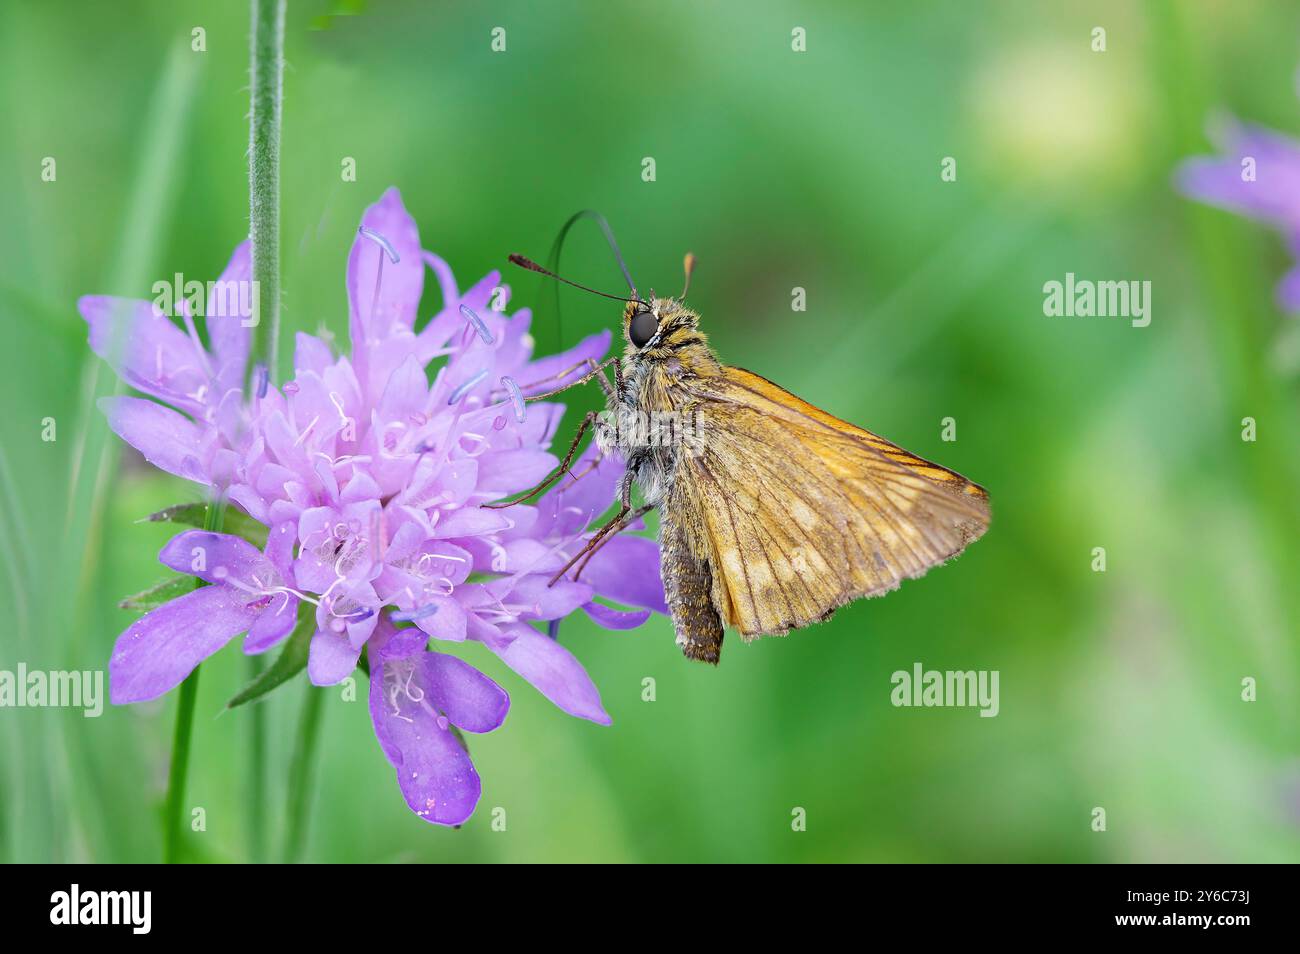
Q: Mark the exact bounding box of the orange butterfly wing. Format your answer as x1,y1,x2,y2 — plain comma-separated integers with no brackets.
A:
663,366,990,654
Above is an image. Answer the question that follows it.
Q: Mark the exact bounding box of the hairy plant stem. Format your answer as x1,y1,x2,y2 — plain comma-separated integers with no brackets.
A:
248,0,284,386
243,0,286,863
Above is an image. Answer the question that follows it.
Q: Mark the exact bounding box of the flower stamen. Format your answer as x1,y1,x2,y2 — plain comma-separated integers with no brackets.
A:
391,602,439,622
500,375,526,423
447,368,488,405
459,304,494,345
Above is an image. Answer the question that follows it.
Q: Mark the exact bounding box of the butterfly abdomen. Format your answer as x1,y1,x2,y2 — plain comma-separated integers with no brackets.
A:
660,493,725,664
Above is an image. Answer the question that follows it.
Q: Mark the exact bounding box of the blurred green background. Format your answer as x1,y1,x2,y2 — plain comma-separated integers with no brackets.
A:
2,0,1299,863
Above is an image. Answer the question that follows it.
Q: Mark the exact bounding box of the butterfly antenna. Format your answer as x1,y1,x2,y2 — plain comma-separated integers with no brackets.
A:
680,252,697,300
508,255,641,304
548,209,638,297
533,210,639,357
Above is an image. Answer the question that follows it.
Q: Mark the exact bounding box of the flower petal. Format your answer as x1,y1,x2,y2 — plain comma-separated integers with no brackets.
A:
368,616,429,661
293,332,334,375
80,296,207,415
412,594,468,642
159,530,268,588
479,622,611,725
498,573,593,620
431,507,513,539
205,240,252,390
97,396,207,483
369,652,482,825
515,329,611,397
1277,262,1300,312
376,353,428,423
229,484,271,524
581,600,652,630
263,521,297,582
308,628,361,686
412,269,500,360
348,188,425,342
537,443,623,537
575,534,668,614
110,586,256,703
245,594,299,654
421,651,509,733
1176,121,1300,226
492,309,533,372
475,450,558,497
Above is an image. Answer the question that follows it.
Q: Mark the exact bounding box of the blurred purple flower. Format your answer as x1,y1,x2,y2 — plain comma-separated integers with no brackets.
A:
1176,117,1300,310
89,187,665,825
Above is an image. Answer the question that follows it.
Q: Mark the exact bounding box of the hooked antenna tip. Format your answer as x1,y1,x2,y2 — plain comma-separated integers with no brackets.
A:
680,252,698,300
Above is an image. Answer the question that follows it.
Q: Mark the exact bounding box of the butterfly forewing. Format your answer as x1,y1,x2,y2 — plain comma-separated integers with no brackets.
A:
667,366,990,643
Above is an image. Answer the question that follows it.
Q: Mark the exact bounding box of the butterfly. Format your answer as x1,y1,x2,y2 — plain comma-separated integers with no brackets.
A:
487,243,990,664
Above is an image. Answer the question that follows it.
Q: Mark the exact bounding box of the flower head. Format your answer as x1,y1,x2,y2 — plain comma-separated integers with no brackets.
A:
88,188,665,825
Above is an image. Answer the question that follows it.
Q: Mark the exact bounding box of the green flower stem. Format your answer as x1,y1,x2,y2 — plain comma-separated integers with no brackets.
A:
162,667,200,863
284,685,325,863
248,0,285,386
246,655,267,863
162,496,227,863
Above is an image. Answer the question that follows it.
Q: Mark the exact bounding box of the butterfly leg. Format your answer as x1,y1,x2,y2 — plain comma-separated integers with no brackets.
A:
570,503,655,583
547,471,639,585
602,358,620,400
561,447,608,484
518,356,617,402
481,410,599,509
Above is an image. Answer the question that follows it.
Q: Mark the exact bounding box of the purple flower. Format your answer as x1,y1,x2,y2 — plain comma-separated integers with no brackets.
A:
1176,117,1300,310
91,187,665,826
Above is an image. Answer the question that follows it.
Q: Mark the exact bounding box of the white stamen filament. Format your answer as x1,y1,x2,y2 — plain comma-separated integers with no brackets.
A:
459,431,491,457
329,391,348,422
459,304,495,345
292,415,320,447
500,375,526,423
447,368,489,405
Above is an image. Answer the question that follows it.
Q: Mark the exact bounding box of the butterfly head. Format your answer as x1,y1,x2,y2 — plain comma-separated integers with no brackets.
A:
623,297,701,354
622,252,705,355
505,249,708,359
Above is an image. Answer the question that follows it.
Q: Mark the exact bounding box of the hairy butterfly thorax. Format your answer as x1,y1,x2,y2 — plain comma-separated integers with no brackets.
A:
606,297,717,509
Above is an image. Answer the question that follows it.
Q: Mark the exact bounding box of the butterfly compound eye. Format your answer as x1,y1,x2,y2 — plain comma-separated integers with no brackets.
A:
629,309,657,349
